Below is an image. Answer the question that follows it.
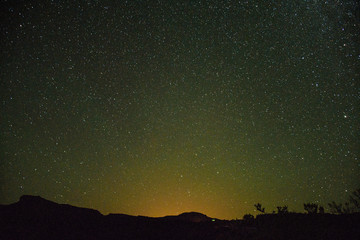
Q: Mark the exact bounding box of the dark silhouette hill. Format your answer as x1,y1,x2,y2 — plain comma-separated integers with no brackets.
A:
1,195,360,240
162,211,213,222
0,195,236,240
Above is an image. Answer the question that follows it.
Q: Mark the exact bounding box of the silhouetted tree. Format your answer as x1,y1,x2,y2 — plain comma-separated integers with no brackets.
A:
328,188,360,214
343,202,352,214
304,203,318,214
276,205,288,214
328,201,343,214
254,203,265,213
319,206,325,214
349,188,360,212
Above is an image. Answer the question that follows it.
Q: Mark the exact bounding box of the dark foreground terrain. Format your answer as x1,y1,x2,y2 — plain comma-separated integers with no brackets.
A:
1,195,359,240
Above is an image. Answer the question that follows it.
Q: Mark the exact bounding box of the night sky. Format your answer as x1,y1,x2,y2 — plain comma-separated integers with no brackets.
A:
1,0,359,219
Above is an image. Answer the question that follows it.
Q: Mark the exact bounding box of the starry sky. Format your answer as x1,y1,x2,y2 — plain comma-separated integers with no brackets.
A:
1,0,359,219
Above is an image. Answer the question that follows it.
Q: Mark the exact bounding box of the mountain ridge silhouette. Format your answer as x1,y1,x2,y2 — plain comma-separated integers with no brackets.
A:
0,195,226,240
1,195,360,240
14,195,215,221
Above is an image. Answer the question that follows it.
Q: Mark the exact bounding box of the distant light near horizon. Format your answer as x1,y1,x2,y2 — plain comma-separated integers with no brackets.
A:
1,1,359,220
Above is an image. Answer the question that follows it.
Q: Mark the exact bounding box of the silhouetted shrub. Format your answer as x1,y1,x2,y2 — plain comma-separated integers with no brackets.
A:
328,188,360,214
304,203,318,214
328,201,344,214
254,203,265,213
349,188,360,212
242,214,255,225
276,206,288,214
